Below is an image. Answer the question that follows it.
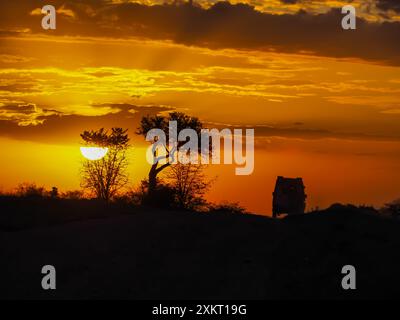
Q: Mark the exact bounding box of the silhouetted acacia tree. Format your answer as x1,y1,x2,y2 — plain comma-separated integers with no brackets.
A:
80,128,130,201
167,162,213,210
137,112,204,195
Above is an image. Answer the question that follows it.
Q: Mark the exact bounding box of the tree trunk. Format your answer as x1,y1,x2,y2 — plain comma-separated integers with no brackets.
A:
148,163,158,195
148,162,171,198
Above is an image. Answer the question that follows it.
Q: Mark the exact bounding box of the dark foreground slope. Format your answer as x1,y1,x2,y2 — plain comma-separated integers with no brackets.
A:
0,199,400,299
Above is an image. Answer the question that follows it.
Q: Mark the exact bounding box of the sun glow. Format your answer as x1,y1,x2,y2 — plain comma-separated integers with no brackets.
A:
80,147,109,161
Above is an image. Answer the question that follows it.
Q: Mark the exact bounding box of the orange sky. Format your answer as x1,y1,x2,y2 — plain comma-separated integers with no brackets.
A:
1,0,400,214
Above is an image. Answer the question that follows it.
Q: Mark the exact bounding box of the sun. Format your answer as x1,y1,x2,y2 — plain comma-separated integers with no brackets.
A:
80,147,109,161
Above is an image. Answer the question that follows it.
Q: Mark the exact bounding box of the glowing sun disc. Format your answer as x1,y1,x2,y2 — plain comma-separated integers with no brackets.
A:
80,147,108,161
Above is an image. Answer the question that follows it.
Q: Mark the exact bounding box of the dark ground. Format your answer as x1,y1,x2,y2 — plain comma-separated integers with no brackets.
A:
0,198,399,299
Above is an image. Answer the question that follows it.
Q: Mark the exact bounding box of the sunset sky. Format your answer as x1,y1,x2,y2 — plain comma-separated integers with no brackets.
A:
1,0,400,214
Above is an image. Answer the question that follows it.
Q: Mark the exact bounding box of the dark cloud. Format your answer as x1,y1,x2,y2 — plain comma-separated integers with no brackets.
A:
252,125,400,142
92,103,173,114
1,103,37,114
377,0,400,13
1,101,399,144
279,0,356,4
0,104,174,144
87,71,117,78
280,0,299,4
0,84,38,93
205,122,400,142
1,1,400,65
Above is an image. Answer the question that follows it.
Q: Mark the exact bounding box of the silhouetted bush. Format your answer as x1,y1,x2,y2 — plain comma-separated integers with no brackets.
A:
133,176,212,211
382,199,400,218
50,187,59,199
145,184,176,209
15,182,47,198
208,202,247,214
130,179,177,209
127,180,149,206
0,189,11,197
61,190,84,200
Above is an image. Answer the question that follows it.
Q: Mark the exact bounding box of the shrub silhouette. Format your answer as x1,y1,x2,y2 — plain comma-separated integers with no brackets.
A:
50,187,59,199
382,199,400,217
61,190,84,200
15,182,46,198
132,179,176,209
208,202,247,214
